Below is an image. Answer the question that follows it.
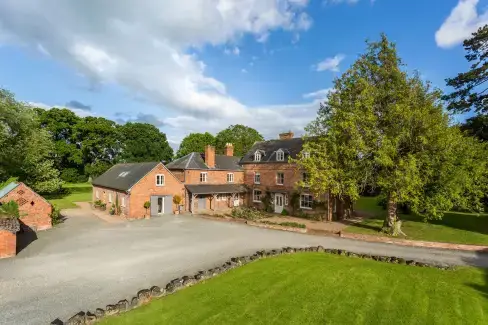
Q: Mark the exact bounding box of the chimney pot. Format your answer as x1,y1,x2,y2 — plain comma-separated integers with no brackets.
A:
279,131,294,140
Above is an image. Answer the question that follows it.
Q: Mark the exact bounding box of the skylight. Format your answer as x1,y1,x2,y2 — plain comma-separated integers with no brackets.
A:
119,171,130,177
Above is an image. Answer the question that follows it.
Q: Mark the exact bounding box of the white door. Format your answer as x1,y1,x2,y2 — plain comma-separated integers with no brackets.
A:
274,194,284,214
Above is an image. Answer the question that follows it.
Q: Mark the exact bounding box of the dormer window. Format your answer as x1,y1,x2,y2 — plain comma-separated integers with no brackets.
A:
276,149,284,161
254,151,262,162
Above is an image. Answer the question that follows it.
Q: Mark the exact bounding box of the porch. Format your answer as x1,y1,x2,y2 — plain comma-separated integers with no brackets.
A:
186,184,247,214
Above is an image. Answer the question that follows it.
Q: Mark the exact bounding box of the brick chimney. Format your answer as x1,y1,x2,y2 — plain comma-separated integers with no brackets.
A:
204,145,215,168
225,143,234,156
279,131,294,140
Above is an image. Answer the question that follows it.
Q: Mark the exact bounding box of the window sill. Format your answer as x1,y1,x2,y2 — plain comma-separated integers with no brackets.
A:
300,207,313,210
156,184,165,187
276,183,284,186
253,200,262,203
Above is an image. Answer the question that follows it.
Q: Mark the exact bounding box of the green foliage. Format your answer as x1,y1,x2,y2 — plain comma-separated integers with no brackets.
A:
297,34,488,233
0,89,63,193
281,208,289,216
261,191,273,213
0,200,20,219
173,194,182,205
50,204,62,225
443,25,488,114
109,203,116,215
60,168,87,183
230,206,265,220
93,200,107,210
461,114,488,142
214,124,264,157
260,220,306,229
119,122,173,163
143,200,151,216
176,132,215,158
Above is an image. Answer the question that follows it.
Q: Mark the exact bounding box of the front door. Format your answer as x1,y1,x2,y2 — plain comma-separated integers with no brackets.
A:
157,197,164,214
198,196,206,210
274,193,284,214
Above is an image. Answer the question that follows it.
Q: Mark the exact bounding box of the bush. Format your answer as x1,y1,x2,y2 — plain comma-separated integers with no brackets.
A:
50,204,62,225
281,208,289,216
60,168,87,183
231,207,264,220
109,204,116,215
260,220,306,229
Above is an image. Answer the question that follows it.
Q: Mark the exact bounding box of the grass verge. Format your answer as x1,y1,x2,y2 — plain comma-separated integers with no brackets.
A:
45,182,92,209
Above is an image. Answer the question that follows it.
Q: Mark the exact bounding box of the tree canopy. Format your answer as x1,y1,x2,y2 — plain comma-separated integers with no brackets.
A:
299,35,488,235
175,132,215,158
461,114,488,142
0,89,62,193
119,122,173,163
214,124,264,157
444,25,488,114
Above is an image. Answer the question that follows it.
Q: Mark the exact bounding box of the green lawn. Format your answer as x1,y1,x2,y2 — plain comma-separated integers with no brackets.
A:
99,253,488,325
45,182,92,209
347,197,488,246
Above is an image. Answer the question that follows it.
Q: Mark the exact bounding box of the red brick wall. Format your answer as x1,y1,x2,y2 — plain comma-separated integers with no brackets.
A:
129,164,185,219
0,183,52,231
184,170,244,185
92,186,130,217
0,230,16,258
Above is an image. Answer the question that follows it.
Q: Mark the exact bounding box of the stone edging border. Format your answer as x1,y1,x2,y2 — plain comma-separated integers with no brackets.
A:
246,221,307,233
52,246,454,325
340,232,488,252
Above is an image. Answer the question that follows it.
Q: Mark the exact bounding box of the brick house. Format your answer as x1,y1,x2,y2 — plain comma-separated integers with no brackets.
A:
241,132,328,216
166,144,246,213
0,182,52,231
92,162,185,219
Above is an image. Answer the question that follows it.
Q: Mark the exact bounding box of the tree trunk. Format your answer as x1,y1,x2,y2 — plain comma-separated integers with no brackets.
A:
336,198,345,220
327,191,334,222
344,196,353,219
382,193,401,236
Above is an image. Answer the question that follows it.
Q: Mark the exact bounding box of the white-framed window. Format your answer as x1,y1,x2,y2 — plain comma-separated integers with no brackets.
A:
254,172,261,184
121,197,125,207
217,194,228,201
200,172,208,183
276,149,284,161
108,192,112,203
276,172,284,185
300,194,313,209
254,151,261,161
156,174,165,186
227,173,234,183
96,190,99,199
303,172,310,185
253,189,262,202
284,194,289,206
302,151,310,159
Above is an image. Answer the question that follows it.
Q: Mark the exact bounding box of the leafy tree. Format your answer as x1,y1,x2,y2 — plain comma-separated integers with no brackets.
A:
176,132,215,158
444,25,488,114
119,122,173,163
0,89,62,193
299,35,488,235
214,125,264,157
461,114,488,142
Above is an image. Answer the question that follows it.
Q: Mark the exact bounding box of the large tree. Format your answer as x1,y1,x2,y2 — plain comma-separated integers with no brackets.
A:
299,35,488,235
444,25,488,114
176,132,215,158
119,122,173,163
0,89,62,193
461,114,488,142
214,125,264,157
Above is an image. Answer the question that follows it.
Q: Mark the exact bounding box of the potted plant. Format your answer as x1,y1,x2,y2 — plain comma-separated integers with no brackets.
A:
143,201,151,218
173,195,182,215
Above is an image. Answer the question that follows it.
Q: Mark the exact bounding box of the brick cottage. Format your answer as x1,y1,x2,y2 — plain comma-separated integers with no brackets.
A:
92,162,185,219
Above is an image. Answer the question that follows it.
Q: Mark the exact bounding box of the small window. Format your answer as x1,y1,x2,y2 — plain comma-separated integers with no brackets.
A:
253,189,262,202
96,190,99,199
276,172,284,185
284,194,289,206
276,149,284,161
227,173,234,183
121,197,125,207
200,172,208,183
303,172,310,185
302,151,310,159
254,172,261,184
300,194,313,209
30,201,35,206
156,174,165,186
254,151,261,162
108,193,112,203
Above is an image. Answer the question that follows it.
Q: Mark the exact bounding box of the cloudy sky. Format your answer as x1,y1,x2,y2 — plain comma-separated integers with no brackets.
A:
0,0,484,148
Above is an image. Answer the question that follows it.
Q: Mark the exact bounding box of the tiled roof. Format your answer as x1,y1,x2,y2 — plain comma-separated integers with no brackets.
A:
185,184,247,195
0,182,19,199
166,153,242,171
240,138,304,164
92,162,160,191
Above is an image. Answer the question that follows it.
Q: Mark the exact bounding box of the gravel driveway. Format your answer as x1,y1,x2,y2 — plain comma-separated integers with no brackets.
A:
1,209,487,325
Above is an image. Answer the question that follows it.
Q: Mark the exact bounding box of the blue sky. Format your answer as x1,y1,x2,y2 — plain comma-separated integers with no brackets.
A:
0,0,485,148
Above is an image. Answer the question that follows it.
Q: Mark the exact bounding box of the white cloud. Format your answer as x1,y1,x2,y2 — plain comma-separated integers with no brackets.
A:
27,101,94,118
0,0,312,121
241,68,248,73
224,46,240,55
436,0,488,48
315,54,345,72
303,88,333,101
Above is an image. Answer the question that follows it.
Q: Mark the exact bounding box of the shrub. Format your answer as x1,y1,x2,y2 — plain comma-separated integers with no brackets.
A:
231,207,264,220
281,208,289,216
143,201,151,216
0,200,20,219
109,204,116,215
60,168,87,183
50,204,62,225
94,200,103,207
260,220,306,229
